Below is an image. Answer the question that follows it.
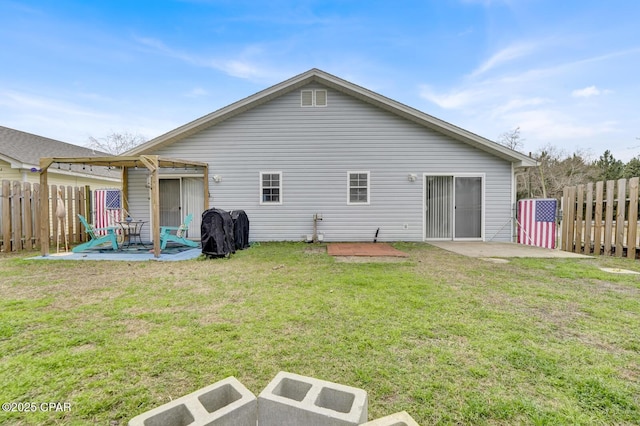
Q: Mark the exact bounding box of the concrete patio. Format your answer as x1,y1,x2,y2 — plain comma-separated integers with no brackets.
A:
29,246,202,262
428,241,591,259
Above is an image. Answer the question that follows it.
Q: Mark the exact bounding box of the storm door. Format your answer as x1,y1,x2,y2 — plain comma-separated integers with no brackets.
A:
159,179,181,227
454,176,482,239
425,175,483,240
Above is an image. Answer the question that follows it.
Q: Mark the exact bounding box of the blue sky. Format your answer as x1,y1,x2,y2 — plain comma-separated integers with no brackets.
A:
1,0,639,161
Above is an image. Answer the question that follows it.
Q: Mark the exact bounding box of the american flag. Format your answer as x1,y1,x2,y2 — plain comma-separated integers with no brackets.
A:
517,198,557,249
94,189,122,234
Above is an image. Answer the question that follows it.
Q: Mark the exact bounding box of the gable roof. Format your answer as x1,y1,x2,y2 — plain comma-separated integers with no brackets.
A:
0,126,118,178
128,68,537,167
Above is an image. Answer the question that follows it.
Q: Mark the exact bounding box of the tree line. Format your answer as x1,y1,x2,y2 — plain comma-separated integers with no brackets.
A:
497,128,639,200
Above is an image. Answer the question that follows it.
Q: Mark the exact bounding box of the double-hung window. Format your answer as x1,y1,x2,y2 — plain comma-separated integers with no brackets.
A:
260,172,282,204
348,171,370,205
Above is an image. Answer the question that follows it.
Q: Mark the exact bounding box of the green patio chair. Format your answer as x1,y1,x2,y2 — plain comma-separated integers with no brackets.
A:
73,214,119,252
159,213,199,250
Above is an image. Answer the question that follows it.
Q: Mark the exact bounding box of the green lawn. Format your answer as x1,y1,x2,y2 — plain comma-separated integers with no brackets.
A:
1,242,639,425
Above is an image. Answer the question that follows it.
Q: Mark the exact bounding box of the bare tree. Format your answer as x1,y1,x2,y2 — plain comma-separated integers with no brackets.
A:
497,126,524,152
87,131,147,155
525,145,597,199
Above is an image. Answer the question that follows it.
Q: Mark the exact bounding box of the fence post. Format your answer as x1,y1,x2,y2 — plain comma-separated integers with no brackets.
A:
576,184,585,253
33,183,41,250
66,185,73,247
604,180,615,256
24,182,33,250
627,178,639,259
561,187,569,251
567,186,577,253
51,184,58,251
2,180,10,252
12,181,23,251
615,179,626,257
594,181,604,255
584,183,594,255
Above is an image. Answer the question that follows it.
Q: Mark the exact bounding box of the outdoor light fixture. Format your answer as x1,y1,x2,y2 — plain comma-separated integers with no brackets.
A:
213,175,222,183
408,173,417,182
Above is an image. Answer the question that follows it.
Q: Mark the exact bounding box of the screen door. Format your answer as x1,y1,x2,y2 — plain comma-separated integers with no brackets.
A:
425,175,482,240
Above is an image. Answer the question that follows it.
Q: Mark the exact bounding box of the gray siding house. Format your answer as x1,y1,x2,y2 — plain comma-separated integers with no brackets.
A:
128,69,536,243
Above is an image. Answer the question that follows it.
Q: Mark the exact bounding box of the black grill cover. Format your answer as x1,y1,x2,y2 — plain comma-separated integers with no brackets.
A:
230,210,250,250
201,208,235,257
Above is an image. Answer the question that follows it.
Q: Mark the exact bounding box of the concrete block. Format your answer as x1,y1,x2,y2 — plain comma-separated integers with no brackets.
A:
359,411,420,426
258,371,368,426
128,376,256,426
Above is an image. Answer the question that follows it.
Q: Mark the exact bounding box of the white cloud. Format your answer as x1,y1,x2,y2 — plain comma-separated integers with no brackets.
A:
419,85,487,109
0,89,174,146
470,42,538,77
490,97,550,117
503,109,618,142
134,35,286,83
0,90,114,120
185,87,208,98
571,85,601,98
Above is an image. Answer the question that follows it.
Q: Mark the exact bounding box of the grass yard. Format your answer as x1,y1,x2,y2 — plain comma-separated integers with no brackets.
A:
1,242,639,425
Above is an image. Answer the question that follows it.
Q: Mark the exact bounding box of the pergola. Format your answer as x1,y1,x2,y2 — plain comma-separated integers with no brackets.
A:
39,155,208,258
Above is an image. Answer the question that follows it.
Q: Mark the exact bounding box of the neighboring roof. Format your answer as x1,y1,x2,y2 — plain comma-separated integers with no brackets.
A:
128,68,537,167
0,126,119,179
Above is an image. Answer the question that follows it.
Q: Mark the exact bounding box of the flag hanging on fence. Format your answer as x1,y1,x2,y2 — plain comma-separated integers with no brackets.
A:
517,198,557,249
94,189,122,232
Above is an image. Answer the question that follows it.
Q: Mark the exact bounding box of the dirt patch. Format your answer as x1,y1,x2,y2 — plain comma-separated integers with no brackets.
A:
327,243,408,257
599,267,640,275
304,246,327,255
333,256,409,263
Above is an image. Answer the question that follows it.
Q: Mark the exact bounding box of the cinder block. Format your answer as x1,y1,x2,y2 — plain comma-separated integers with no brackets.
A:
359,410,420,426
258,371,368,426
128,376,256,426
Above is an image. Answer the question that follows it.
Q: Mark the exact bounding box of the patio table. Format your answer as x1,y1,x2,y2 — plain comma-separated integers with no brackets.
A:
117,220,148,249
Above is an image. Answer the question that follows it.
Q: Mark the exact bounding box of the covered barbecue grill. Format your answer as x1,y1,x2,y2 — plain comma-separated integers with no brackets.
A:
230,210,250,250
201,208,235,258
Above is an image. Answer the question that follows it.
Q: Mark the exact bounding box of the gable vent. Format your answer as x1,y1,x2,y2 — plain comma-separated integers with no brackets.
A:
315,89,327,106
301,89,327,107
301,90,314,107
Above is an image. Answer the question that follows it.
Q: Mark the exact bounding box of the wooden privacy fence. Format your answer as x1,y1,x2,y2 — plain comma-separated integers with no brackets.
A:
561,177,640,258
0,180,90,253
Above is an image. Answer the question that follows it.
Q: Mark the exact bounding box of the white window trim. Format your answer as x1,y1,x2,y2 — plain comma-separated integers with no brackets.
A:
421,172,485,242
259,171,283,205
347,171,370,205
301,90,314,107
301,89,327,107
315,89,327,107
